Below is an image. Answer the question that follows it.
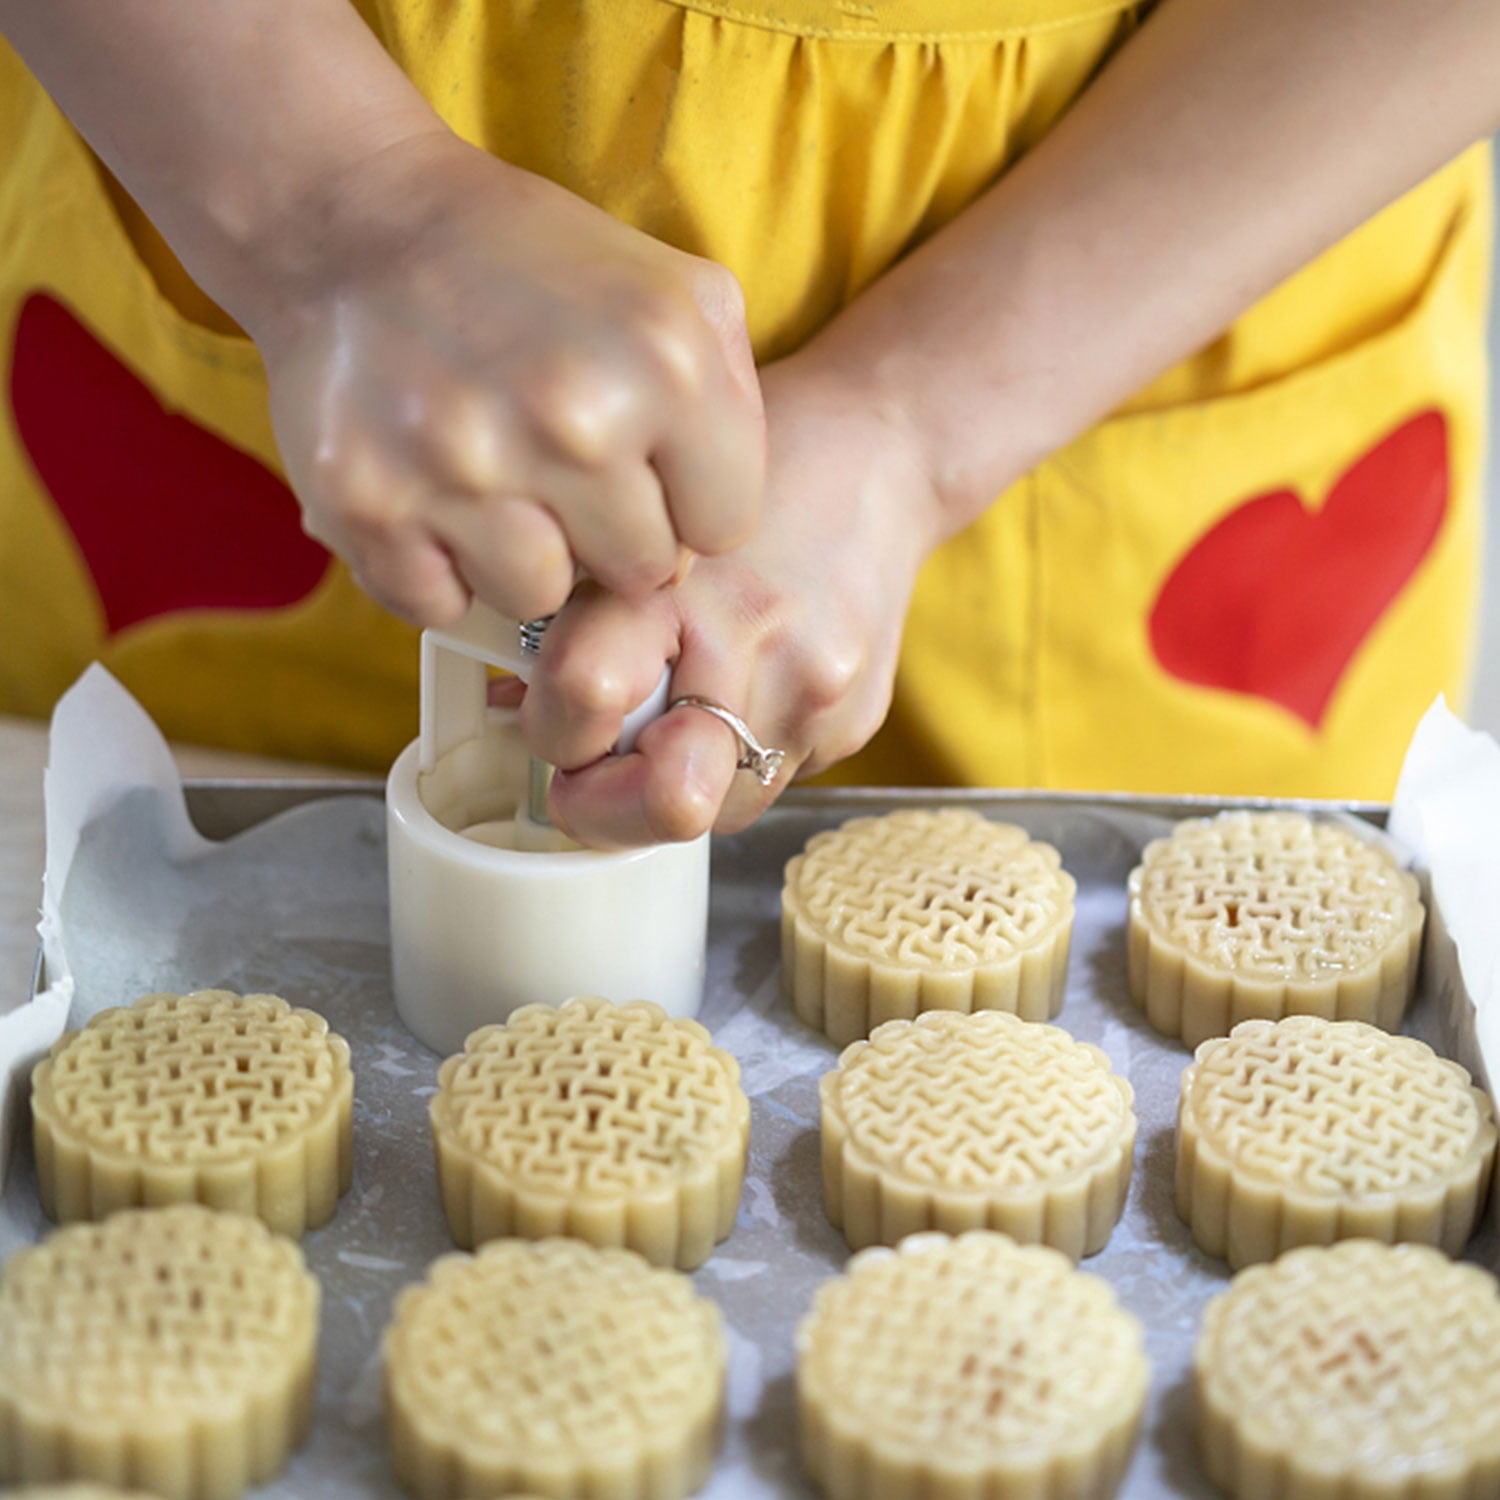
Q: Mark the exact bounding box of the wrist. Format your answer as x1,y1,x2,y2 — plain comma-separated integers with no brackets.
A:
787,313,1063,544
765,347,953,563
208,121,484,346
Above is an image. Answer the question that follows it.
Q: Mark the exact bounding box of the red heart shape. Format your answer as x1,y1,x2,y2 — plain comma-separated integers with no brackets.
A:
9,291,330,636
1149,409,1448,729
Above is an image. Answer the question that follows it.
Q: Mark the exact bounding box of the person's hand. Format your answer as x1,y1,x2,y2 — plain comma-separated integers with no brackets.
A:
516,356,946,848
248,133,765,627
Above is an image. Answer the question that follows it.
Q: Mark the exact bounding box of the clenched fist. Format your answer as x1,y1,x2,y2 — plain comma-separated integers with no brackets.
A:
251,134,765,627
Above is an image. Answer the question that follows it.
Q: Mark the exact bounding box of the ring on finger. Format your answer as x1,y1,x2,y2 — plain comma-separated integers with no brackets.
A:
668,696,787,787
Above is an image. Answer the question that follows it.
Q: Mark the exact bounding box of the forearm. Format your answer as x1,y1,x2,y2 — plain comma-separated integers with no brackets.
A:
800,0,1500,544
0,0,449,325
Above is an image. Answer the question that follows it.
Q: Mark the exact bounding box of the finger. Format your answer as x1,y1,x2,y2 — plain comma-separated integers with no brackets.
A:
379,367,678,605
298,424,413,544
339,517,472,627
520,587,679,770
549,707,738,850
546,615,792,848
432,493,575,623
520,276,764,563
660,660,794,837
527,455,682,600
650,379,765,561
651,264,766,557
288,420,467,626
402,384,510,496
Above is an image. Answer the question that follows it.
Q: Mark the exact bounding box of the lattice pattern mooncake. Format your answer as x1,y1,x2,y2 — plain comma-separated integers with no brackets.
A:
0,1205,320,1500
1177,1016,1496,1268
1127,811,1423,1049
31,989,354,1238
430,996,750,1269
384,1237,725,1500
782,809,1075,1046
797,1231,1147,1500
1197,1240,1500,1500
821,1010,1134,1260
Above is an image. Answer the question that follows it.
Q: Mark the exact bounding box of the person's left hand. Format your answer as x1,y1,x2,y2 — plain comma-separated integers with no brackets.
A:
514,356,947,849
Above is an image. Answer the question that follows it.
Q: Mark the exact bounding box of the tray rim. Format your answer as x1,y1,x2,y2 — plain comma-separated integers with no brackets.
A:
172,775,1392,822
29,781,1392,1000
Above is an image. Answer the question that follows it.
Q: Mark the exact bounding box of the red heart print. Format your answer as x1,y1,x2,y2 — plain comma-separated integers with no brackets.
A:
9,291,330,636
1149,409,1448,729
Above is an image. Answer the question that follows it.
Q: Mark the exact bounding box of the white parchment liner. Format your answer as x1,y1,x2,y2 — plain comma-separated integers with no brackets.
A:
0,670,1494,1500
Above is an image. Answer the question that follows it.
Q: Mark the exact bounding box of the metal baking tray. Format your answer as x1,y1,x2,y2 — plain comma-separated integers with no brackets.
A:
3,782,1484,1500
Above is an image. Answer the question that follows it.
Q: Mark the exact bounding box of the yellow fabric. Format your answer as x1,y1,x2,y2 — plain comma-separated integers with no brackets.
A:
0,1,1490,796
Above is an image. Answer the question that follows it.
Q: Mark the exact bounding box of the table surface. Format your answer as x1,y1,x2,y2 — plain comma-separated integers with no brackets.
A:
0,713,349,1022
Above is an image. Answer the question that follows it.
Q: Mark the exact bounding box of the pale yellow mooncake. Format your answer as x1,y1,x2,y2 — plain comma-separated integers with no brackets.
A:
783,808,1075,1046
1128,811,1423,1049
430,996,749,1269
821,1009,1135,1260
384,1237,725,1500
1197,1241,1500,1500
0,1205,320,1500
1177,1016,1496,1268
31,989,354,1238
797,1231,1148,1500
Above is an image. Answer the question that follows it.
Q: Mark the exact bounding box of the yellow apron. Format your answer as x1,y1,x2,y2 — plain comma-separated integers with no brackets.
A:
0,0,1489,797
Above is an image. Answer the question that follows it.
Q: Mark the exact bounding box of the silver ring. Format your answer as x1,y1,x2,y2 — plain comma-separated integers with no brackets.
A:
668,696,787,787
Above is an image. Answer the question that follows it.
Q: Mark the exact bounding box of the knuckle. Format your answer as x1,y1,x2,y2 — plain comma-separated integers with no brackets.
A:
424,398,503,493
798,640,866,716
628,295,709,391
549,658,634,724
642,778,716,845
529,359,632,466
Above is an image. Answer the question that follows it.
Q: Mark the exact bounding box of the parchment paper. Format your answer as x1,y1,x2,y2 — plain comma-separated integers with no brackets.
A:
0,670,1495,1499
